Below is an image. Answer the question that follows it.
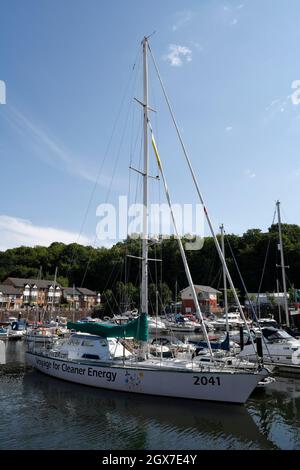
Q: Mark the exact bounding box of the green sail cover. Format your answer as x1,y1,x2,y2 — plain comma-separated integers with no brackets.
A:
67,312,148,341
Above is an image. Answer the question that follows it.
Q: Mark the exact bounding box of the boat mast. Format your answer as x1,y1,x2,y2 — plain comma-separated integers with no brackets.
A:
150,126,215,360
141,37,149,316
51,266,58,318
276,278,282,325
175,279,178,313
276,200,289,326
148,47,259,360
220,224,229,333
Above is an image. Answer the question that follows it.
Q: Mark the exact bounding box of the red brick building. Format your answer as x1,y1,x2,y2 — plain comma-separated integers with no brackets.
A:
181,285,220,315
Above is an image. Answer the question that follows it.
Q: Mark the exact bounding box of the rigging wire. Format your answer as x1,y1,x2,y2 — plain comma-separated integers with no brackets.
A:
148,44,259,363
66,47,142,284
80,50,143,288
256,207,277,310
225,230,274,361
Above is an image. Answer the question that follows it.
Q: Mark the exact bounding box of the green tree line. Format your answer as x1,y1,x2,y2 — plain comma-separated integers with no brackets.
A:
0,224,299,310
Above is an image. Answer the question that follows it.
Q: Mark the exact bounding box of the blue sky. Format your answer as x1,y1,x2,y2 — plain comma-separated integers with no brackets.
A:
0,0,300,250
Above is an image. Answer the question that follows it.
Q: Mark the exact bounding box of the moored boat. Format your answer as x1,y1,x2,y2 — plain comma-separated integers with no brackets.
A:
26,319,268,404
25,327,58,344
26,36,270,404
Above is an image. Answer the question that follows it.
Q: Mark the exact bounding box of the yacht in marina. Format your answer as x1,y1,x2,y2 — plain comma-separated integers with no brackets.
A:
26,36,270,404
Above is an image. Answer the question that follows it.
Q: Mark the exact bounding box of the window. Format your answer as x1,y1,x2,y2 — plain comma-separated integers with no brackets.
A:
82,354,99,359
81,340,95,347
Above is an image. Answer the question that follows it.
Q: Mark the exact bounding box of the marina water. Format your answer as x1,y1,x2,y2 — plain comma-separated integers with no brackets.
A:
1,341,300,450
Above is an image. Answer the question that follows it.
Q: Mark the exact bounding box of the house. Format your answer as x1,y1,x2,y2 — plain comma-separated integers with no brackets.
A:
62,287,100,309
1,277,101,311
62,287,81,310
0,284,23,310
3,277,62,307
180,285,221,315
76,288,100,309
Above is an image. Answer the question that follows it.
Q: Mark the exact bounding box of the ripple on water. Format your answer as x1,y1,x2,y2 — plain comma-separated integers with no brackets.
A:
0,368,273,450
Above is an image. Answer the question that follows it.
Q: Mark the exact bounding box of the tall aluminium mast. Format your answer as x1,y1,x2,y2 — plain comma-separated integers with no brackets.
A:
220,224,229,333
141,37,149,315
276,200,289,326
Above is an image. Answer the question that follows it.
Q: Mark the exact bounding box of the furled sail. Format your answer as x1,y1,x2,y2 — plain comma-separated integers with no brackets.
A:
67,312,148,341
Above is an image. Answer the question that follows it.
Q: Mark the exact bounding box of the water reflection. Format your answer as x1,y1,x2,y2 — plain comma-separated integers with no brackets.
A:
2,341,300,449
0,369,274,450
247,377,300,449
0,339,25,365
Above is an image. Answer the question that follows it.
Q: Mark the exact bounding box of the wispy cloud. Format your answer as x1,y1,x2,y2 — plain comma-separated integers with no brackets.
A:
172,10,193,31
265,97,287,114
191,41,204,53
5,106,127,191
164,45,192,67
225,126,233,132
265,98,281,111
265,80,300,118
224,3,244,12
0,215,92,251
222,3,244,26
291,80,300,105
245,169,256,179
0,80,6,104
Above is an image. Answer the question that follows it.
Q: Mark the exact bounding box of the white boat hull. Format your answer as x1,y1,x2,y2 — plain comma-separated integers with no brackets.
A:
26,351,263,404
239,341,300,369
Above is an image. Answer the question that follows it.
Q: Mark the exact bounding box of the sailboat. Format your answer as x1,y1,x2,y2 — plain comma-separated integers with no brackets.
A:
26,36,269,404
238,201,300,372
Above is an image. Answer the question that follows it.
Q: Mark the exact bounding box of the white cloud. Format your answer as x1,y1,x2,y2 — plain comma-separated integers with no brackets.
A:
0,215,92,251
225,126,233,132
245,169,256,179
231,18,238,25
291,80,300,105
172,10,193,31
237,4,244,9
165,45,192,67
265,81,300,117
0,80,6,104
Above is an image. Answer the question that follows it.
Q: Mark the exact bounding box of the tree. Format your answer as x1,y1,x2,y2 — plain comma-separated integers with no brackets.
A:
0,224,300,310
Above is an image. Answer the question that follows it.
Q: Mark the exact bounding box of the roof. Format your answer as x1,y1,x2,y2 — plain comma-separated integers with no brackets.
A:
181,285,221,294
4,277,62,289
76,287,97,296
63,287,81,296
0,284,22,295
